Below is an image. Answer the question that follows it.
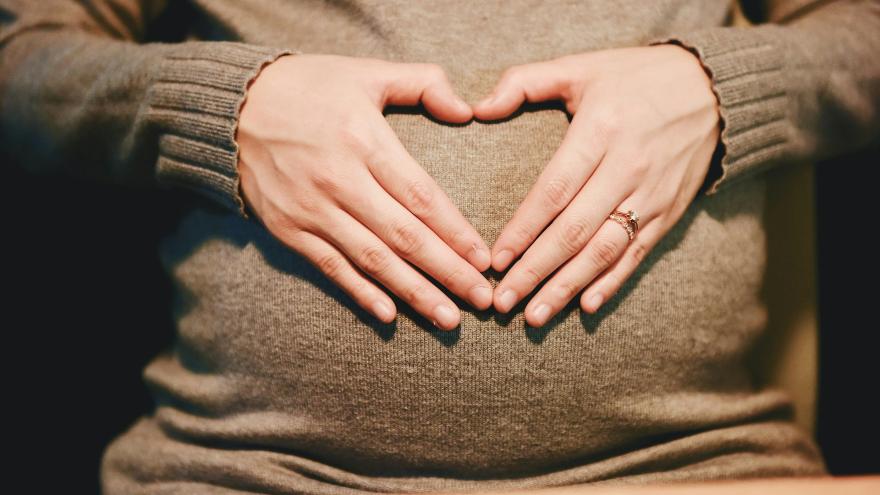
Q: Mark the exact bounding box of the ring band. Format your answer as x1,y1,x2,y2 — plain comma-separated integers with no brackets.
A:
609,209,639,241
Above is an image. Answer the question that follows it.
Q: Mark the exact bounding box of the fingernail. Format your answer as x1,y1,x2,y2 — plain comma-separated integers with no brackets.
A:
532,303,551,326
587,293,604,313
470,243,491,270
433,304,459,329
477,248,491,269
494,249,514,271
372,300,393,322
469,285,493,308
498,288,518,313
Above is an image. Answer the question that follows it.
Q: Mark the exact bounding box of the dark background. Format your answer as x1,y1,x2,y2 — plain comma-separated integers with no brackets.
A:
5,1,878,491
814,143,880,474
3,0,878,491
5,143,879,493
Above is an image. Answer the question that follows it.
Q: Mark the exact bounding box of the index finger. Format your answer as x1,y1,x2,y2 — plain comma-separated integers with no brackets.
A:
366,112,492,273
491,111,607,272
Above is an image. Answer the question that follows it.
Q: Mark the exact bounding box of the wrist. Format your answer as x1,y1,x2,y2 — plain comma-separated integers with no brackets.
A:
234,53,299,220
657,43,724,196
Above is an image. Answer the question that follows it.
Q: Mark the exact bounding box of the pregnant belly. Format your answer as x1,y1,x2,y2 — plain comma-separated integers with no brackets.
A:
143,105,785,477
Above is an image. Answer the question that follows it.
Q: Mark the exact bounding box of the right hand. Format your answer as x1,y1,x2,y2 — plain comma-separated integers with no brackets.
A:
235,54,492,331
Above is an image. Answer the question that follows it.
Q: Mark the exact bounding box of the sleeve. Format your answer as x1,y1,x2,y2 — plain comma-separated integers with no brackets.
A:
647,0,880,196
0,0,300,219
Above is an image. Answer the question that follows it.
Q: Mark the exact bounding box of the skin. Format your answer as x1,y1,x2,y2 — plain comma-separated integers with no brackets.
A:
472,44,721,327
236,54,493,331
238,45,720,330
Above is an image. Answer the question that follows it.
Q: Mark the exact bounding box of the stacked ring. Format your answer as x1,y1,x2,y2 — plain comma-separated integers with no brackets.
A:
609,209,639,241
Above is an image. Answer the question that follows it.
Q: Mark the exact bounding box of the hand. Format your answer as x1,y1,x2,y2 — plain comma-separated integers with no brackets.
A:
236,54,493,330
471,45,721,327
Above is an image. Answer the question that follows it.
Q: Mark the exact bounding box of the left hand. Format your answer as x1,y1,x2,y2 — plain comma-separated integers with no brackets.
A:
472,44,721,327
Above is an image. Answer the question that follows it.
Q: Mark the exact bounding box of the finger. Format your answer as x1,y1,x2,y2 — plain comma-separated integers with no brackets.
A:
490,111,606,273
523,215,632,327
493,147,633,314
365,111,492,272
336,167,493,310
316,206,462,331
472,60,572,120
285,229,397,324
581,218,665,314
381,62,473,123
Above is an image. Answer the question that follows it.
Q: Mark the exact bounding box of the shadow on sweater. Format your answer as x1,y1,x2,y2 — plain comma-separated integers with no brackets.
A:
158,103,755,352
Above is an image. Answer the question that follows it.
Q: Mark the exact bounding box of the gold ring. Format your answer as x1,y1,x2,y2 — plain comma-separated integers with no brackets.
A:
609,209,639,241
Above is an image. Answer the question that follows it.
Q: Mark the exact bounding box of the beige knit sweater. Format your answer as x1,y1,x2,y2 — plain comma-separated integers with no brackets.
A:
2,1,879,493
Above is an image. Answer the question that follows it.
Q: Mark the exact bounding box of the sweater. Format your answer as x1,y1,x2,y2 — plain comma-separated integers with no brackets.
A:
2,1,879,493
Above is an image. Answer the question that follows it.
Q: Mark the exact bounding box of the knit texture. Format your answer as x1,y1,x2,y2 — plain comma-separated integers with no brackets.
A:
650,28,788,196
150,42,300,219
2,1,878,493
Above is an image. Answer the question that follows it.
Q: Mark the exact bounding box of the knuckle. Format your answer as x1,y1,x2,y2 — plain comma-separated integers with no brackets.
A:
404,283,431,307
511,222,535,247
316,252,346,280
278,229,312,259
559,216,593,254
618,148,652,177
593,112,621,141
426,63,446,80
554,281,579,302
403,179,435,216
448,228,466,251
541,174,574,211
359,137,382,168
360,244,392,276
441,265,466,290
521,264,543,287
569,142,602,167
630,155,652,177
337,122,374,157
387,221,424,257
658,188,679,212
631,241,649,264
589,237,621,268
351,279,371,301
296,209,328,236
500,65,522,83
295,192,324,217
267,207,300,233
310,169,344,195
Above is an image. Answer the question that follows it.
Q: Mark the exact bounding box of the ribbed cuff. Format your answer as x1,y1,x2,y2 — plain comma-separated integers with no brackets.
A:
147,42,299,219
648,26,789,196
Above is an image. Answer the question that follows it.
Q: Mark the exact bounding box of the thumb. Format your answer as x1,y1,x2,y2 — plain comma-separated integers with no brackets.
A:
381,63,473,123
472,60,572,120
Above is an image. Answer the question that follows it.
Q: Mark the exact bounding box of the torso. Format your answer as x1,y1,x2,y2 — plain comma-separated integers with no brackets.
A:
101,2,828,492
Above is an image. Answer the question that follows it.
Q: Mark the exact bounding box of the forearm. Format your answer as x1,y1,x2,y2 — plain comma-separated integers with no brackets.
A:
649,0,880,195
0,1,295,217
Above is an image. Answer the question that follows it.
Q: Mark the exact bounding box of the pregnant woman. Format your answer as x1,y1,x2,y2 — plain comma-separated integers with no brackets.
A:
2,0,878,493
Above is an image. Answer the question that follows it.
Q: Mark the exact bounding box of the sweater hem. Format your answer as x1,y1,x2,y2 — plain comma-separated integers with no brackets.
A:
149,42,300,219
648,26,790,196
